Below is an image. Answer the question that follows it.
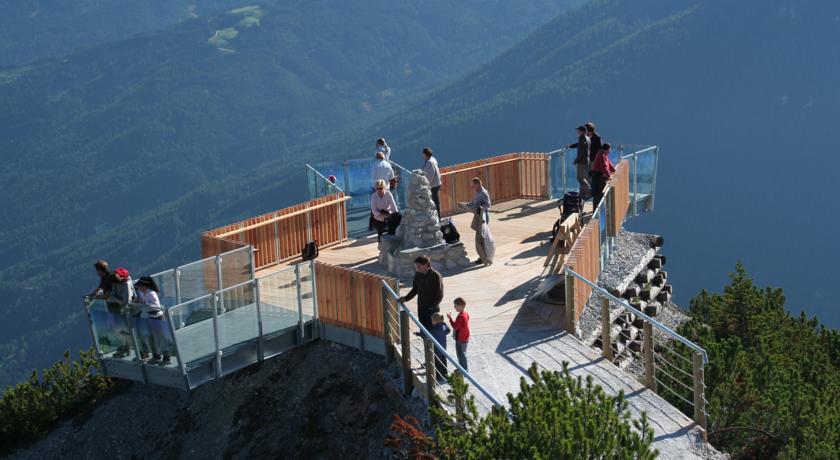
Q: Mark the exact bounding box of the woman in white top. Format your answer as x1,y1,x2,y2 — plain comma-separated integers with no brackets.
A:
371,151,395,189
370,179,398,242
133,276,169,364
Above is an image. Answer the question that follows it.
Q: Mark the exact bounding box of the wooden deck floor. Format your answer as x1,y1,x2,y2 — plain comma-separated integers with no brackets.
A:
262,198,589,337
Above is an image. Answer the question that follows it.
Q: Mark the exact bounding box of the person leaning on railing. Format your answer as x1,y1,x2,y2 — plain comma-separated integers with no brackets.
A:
370,179,398,242
568,125,591,200
88,259,113,299
398,255,444,333
591,143,616,209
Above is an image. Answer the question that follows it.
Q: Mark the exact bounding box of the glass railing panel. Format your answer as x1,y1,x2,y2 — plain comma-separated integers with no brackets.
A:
306,164,343,200
169,294,216,365
127,303,179,368
297,262,315,320
216,281,259,350
219,246,252,290
150,269,178,307
257,267,302,335
635,147,658,213
86,299,138,362
177,256,218,303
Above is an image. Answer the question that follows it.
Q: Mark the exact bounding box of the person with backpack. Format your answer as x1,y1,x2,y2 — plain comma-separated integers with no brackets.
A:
567,125,591,199
422,147,442,218
591,143,616,209
107,267,135,312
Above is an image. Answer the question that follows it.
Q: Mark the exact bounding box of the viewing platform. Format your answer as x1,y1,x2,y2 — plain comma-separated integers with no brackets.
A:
83,145,718,458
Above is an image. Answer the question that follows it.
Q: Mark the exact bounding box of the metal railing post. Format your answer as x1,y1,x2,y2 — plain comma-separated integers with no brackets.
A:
174,268,182,305
295,263,304,341
693,352,707,432
564,271,576,335
424,338,436,403
400,310,412,395
310,259,319,320
212,293,222,379
216,255,225,312
601,297,614,361
650,146,660,212
643,321,655,391
273,218,281,264
255,279,265,361
561,150,567,197
632,153,639,216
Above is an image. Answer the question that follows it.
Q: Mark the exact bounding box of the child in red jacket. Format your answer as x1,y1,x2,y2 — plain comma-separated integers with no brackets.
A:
447,297,470,371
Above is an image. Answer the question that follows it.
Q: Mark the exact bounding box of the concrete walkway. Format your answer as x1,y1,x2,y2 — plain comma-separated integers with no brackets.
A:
467,329,715,459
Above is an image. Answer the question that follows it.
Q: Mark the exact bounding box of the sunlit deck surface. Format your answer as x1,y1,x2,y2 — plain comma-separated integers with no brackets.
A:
259,197,706,458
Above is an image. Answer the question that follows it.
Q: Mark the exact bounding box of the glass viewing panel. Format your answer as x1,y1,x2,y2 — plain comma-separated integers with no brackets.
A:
216,281,259,350
257,267,304,335
87,299,137,361
169,294,216,365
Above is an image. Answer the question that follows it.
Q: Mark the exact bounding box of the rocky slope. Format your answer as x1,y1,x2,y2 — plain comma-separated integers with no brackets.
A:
10,342,421,459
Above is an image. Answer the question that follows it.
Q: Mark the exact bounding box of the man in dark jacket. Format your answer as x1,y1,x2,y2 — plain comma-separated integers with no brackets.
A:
567,126,591,199
398,255,444,332
586,122,602,163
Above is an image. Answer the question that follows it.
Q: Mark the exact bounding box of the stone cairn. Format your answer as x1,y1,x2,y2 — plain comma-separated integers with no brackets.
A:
378,170,470,279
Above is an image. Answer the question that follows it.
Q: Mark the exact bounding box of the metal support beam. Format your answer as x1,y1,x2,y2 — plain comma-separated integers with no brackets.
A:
564,272,576,336
255,279,265,361
295,264,304,340
382,286,394,363
212,294,222,378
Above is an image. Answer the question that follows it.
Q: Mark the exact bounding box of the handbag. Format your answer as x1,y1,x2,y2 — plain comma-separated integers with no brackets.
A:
301,240,319,261
470,209,482,231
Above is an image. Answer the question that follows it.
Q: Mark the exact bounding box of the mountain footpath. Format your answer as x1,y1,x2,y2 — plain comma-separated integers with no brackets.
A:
10,342,421,459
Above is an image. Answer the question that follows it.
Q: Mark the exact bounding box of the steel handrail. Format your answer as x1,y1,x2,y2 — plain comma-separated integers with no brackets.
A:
306,163,345,193
380,280,506,409
564,267,709,363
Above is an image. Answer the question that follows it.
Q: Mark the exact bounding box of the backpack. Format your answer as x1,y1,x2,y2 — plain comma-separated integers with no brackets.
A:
301,240,319,261
440,218,460,244
561,191,583,218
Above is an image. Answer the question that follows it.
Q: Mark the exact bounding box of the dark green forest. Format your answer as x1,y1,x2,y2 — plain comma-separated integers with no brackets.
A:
0,0,583,388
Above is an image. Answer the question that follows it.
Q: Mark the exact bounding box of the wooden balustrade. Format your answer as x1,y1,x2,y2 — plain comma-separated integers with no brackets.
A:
564,218,601,329
438,153,549,217
201,193,349,269
608,161,630,236
314,262,398,337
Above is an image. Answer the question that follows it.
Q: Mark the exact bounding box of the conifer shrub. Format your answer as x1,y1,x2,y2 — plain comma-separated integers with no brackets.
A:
0,348,118,455
388,363,658,459
667,263,840,458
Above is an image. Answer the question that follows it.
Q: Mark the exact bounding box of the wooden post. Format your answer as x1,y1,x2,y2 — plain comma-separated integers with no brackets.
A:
424,338,436,404
601,297,614,361
643,321,655,391
400,310,413,395
564,272,576,335
693,352,707,435
453,370,465,423
382,286,394,363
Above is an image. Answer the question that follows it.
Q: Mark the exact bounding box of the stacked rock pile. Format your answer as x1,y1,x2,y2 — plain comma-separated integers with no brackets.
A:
378,170,469,279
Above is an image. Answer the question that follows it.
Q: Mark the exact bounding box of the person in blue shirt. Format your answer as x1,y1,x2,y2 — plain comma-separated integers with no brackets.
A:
430,313,450,382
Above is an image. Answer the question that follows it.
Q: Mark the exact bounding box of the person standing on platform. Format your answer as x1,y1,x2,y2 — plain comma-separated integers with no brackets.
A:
371,151,395,189
586,122,602,165
567,125,591,199
375,138,391,161
591,143,616,209
462,178,491,225
88,259,113,299
422,147,442,218
398,256,444,333
447,297,470,371
429,313,450,382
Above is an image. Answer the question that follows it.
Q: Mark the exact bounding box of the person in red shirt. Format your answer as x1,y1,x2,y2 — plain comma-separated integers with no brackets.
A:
447,297,470,371
591,143,616,209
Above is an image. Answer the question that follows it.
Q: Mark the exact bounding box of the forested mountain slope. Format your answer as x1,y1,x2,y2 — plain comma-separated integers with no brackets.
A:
0,0,245,67
0,0,582,388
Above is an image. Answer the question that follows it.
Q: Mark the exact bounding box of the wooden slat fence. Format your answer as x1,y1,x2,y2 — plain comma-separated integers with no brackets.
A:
564,218,601,321
201,193,349,269
608,161,630,236
438,152,550,216
314,262,398,337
